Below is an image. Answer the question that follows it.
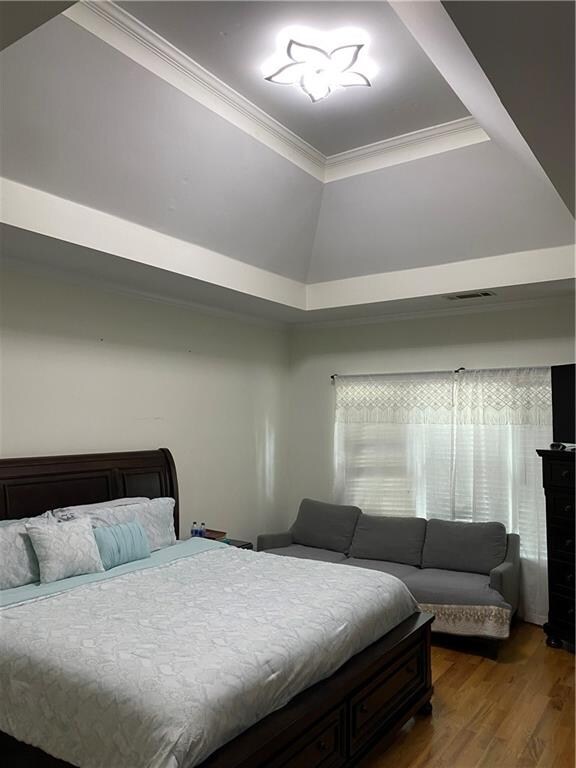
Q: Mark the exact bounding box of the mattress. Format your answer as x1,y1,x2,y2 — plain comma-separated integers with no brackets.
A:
0,539,417,768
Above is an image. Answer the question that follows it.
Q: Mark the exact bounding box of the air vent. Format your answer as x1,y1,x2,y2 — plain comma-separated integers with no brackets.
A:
443,290,496,301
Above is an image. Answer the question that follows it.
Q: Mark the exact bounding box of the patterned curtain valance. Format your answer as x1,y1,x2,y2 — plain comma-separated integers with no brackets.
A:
454,367,552,426
335,368,552,426
335,372,454,425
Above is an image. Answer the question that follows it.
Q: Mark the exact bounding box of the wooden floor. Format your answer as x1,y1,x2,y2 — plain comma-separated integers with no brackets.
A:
359,622,574,768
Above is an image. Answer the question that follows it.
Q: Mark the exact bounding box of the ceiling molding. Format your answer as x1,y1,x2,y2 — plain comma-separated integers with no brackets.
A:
324,117,488,182
293,295,575,330
306,245,575,311
2,178,573,319
0,178,306,310
3,256,286,331
64,0,326,181
389,0,574,219
64,1,489,183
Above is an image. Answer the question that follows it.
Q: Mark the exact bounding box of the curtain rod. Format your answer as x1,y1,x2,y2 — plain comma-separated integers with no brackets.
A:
330,365,551,383
331,368,465,383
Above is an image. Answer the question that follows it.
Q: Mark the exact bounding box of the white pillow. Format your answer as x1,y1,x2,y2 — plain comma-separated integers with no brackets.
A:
27,518,104,584
57,498,176,551
0,513,54,590
52,497,150,521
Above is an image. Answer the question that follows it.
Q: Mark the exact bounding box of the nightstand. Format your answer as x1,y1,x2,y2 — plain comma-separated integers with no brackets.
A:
223,539,253,550
204,534,253,550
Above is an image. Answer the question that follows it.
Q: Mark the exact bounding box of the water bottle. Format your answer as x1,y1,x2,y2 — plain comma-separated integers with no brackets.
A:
191,521,198,537
200,522,206,538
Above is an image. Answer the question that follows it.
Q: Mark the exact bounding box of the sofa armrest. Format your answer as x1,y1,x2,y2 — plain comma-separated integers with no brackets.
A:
490,533,520,613
256,531,293,552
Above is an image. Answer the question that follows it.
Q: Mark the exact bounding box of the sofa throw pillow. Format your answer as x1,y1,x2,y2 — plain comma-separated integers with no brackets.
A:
349,515,427,566
291,499,361,553
421,518,507,575
93,521,151,570
27,517,104,584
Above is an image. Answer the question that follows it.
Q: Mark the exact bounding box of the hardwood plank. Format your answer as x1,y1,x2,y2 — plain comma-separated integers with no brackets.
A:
358,622,574,768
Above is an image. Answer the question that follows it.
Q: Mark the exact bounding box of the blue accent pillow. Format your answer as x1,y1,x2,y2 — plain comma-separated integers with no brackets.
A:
93,521,151,571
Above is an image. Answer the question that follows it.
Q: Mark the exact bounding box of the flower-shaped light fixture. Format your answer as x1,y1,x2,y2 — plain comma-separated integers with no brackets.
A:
262,27,376,103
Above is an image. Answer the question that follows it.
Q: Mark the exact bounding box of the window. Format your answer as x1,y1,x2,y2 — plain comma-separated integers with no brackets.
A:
334,368,552,624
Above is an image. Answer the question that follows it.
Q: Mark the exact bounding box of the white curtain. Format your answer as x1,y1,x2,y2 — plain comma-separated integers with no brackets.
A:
334,368,552,625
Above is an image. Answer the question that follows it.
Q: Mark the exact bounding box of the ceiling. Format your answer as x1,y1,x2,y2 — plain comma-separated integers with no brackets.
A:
444,0,575,216
3,224,574,326
119,1,469,156
0,1,574,323
0,1,74,51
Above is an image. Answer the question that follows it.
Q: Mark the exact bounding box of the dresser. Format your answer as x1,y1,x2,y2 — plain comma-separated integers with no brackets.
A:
537,450,575,650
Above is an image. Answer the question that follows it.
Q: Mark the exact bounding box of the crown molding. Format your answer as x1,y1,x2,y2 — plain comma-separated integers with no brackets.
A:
0,178,306,310
307,245,576,311
3,178,573,322
324,117,489,182
291,295,574,330
64,1,489,183
64,0,326,180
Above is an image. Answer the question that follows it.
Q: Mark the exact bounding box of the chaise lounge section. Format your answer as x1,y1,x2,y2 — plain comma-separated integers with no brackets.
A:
258,499,520,640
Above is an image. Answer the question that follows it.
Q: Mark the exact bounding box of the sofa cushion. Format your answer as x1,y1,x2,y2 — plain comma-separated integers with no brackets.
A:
344,558,419,580
262,544,347,564
403,568,509,607
349,515,427,566
291,499,361,553
421,519,507,575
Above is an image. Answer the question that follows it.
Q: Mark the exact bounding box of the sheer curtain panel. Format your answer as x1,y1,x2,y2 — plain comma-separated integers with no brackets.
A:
334,368,552,624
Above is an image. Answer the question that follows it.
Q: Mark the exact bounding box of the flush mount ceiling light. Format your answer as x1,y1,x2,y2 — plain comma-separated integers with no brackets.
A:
262,27,376,103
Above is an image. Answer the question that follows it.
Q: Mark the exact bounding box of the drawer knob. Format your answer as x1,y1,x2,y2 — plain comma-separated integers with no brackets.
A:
568,608,575,617
359,703,369,714
561,470,570,479
317,740,328,752
565,539,574,548
566,573,574,584
564,505,573,514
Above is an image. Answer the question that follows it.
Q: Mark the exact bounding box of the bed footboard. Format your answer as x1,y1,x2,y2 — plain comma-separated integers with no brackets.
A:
0,612,433,768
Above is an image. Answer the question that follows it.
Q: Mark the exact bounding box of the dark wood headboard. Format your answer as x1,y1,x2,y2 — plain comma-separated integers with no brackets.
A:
0,449,179,536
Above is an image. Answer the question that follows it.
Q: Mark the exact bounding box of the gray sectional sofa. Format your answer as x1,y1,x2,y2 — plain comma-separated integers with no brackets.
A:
257,499,520,641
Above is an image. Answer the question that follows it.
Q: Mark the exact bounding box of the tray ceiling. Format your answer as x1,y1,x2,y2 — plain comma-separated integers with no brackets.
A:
0,1,573,323
119,1,469,156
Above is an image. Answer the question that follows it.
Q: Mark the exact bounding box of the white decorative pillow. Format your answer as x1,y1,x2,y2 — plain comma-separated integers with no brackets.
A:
125,498,176,551
27,518,104,584
52,497,150,521
57,498,176,551
0,513,54,590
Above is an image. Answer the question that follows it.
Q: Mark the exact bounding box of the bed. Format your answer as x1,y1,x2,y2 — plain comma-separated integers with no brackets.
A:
0,449,433,768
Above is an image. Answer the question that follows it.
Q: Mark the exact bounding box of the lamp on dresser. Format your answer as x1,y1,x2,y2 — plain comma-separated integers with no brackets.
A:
537,449,575,651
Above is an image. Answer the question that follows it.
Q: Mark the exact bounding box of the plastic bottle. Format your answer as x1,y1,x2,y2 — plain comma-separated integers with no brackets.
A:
200,522,206,538
191,521,198,537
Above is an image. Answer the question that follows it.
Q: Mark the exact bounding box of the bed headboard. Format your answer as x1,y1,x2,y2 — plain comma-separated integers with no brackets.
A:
0,449,179,536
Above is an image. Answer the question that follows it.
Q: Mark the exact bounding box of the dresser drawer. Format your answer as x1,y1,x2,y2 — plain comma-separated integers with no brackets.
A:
545,461,574,489
549,559,575,597
549,592,576,625
547,495,574,521
547,525,575,562
349,644,424,754
271,707,346,768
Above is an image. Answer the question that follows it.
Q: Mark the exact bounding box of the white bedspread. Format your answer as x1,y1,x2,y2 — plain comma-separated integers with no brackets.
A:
0,546,417,768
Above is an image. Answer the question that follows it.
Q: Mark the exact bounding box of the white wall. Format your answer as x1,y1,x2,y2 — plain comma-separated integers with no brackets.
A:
0,264,290,542
2,264,574,539
282,300,575,523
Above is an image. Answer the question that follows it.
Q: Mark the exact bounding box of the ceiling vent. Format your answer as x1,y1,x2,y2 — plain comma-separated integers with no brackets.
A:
443,290,496,301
